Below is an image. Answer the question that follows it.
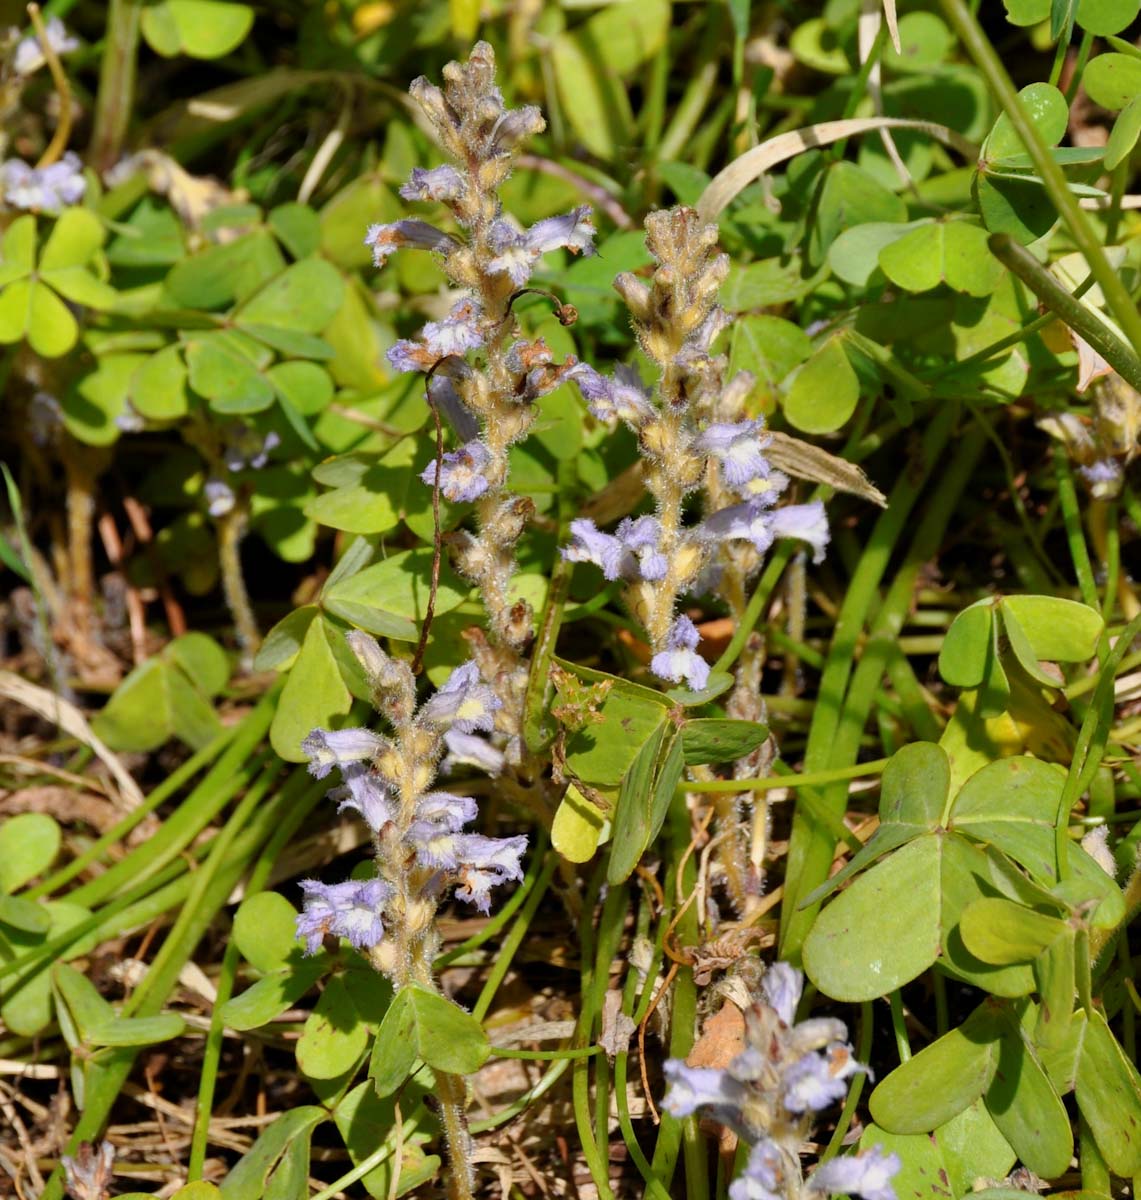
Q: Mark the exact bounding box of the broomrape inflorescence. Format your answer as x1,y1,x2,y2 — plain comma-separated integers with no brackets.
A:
562,207,830,693
296,635,524,984
365,40,596,661
663,963,900,1200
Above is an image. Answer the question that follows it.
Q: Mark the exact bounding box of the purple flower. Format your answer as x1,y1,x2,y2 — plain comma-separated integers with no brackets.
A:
770,501,830,564
562,516,666,582
387,339,438,374
13,16,78,76
204,477,236,518
422,298,484,357
486,206,596,287
364,219,458,268
302,727,387,779
700,497,776,555
809,1148,901,1200
1078,458,1123,493
406,822,461,870
569,363,655,425
420,439,492,503
2,152,86,211
650,615,710,691
454,834,528,911
296,877,390,954
332,765,397,832
662,1060,750,1120
223,428,280,472
442,728,505,775
762,961,802,1026
695,420,770,488
416,791,479,831
781,1043,862,1112
729,1140,786,1200
400,165,465,203
419,661,502,733
490,106,545,153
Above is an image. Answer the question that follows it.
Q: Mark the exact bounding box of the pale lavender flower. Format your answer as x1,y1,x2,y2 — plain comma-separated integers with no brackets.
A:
302,727,387,779
416,791,479,831
696,419,770,488
1078,458,1123,489
419,661,502,733
662,1060,750,1122
420,439,493,502
422,298,484,357
770,501,830,564
570,362,655,425
400,164,465,203
486,206,597,287
365,219,458,268
782,1044,863,1113
442,728,506,775
562,516,666,582
650,615,710,691
223,427,280,472
490,105,545,153
454,833,528,911
406,822,461,870
332,765,397,832
729,1141,786,1200
2,151,85,211
12,16,77,75
763,962,802,1027
701,497,775,554
204,477,236,518
296,877,390,954
114,403,146,433
809,1148,901,1200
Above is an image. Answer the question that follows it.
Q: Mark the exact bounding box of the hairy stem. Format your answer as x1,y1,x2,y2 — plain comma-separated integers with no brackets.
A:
215,504,260,664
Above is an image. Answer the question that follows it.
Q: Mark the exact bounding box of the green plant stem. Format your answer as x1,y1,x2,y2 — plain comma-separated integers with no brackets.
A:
1054,444,1100,613
989,234,1141,394
572,860,616,1200
656,12,723,164
217,504,261,664
89,0,141,170
1064,29,1095,103
942,0,1141,355
685,758,889,794
821,1000,874,1161
889,990,912,1062
1056,610,1141,884
650,788,707,1200
781,404,962,956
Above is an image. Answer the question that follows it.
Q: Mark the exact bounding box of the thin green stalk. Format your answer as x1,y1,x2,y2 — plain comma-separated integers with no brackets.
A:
1054,445,1099,612
1064,29,1095,103
591,883,627,1183
27,727,235,899
1054,611,1141,884
650,788,707,1200
821,1000,874,1161
781,404,960,956
989,235,1141,394
1047,29,1069,88
685,758,889,794
89,0,141,170
572,860,616,1200
889,990,912,1062
943,0,1141,355
656,9,724,164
